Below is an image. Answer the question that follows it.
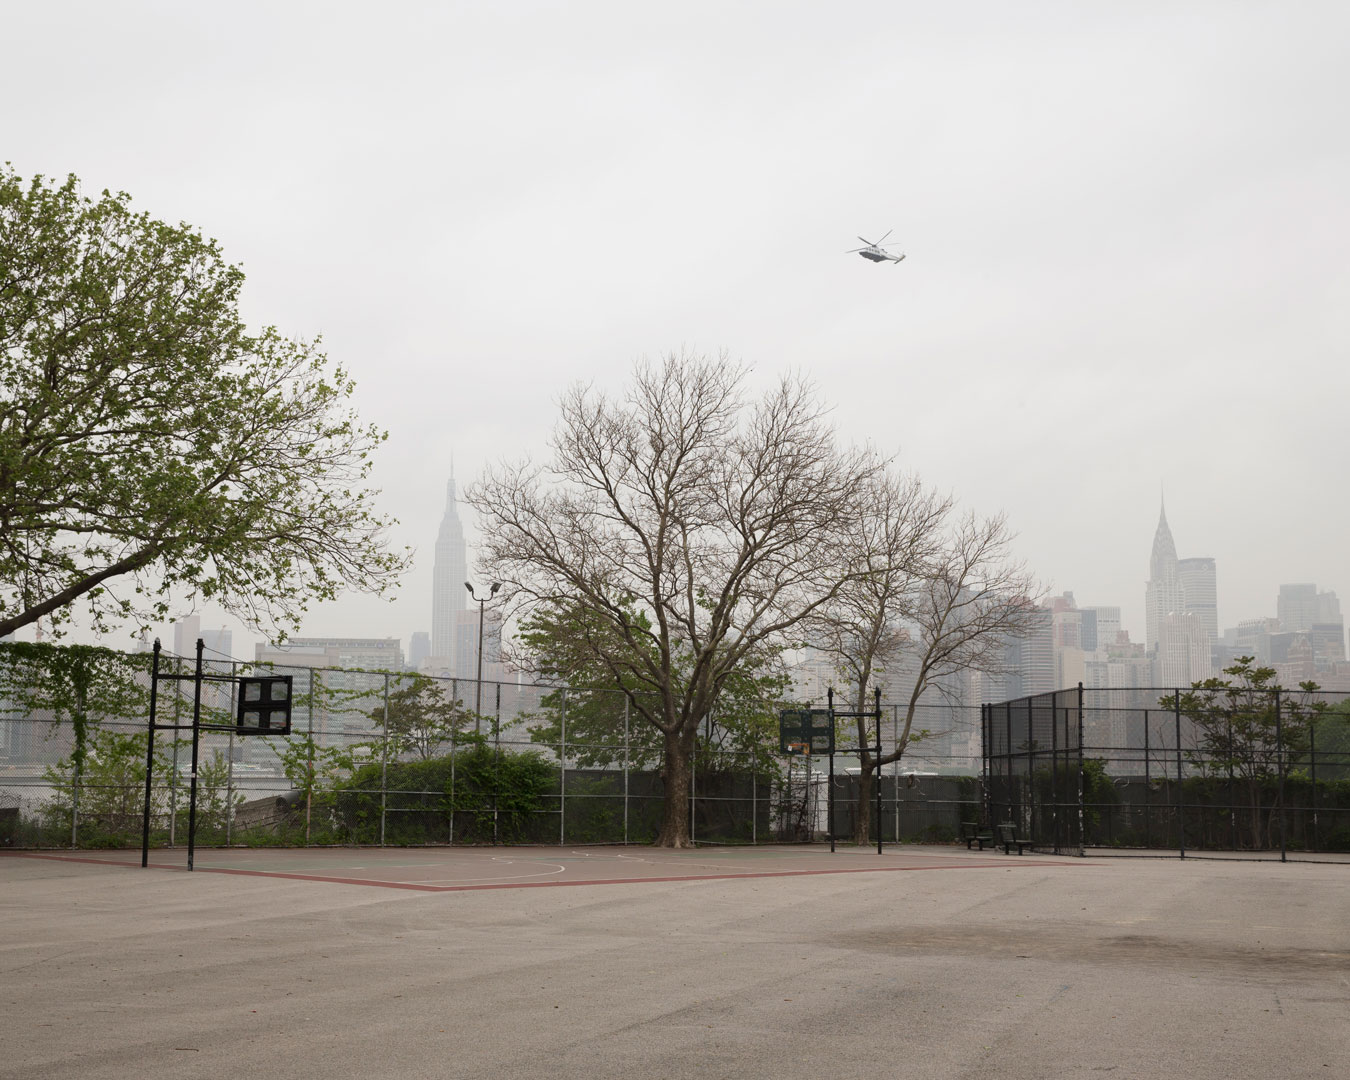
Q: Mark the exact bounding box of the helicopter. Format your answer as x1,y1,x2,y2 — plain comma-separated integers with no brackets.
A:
847,230,906,264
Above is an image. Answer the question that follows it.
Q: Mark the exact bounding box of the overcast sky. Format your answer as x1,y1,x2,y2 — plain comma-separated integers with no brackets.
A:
5,1,1348,658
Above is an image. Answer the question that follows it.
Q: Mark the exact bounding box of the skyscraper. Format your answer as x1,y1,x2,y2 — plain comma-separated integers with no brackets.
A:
171,614,233,661
431,476,468,661
1277,583,1319,631
407,631,431,670
1177,557,1217,641
1144,502,1183,654
1143,499,1214,681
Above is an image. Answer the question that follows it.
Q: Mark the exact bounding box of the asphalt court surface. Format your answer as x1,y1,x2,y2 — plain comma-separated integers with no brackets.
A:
4,842,1347,1079
7,842,1065,891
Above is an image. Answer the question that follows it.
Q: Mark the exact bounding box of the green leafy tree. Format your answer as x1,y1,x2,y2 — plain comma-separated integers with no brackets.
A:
0,642,151,799
443,735,557,843
42,726,150,843
518,600,788,772
40,727,241,846
1170,657,1327,847
0,167,406,640
516,601,663,768
366,674,469,761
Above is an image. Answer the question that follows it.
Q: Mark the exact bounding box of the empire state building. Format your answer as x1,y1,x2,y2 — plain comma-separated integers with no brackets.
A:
431,477,468,660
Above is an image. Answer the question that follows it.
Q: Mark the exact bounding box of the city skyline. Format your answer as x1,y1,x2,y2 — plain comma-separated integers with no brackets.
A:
149,484,1347,709
3,4,1344,665
67,476,1350,690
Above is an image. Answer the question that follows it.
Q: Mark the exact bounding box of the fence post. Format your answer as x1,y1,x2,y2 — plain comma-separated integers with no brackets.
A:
1309,718,1319,852
1005,702,1013,829
559,688,567,846
895,705,902,843
142,641,162,866
70,678,86,849
306,671,316,845
1174,689,1185,859
1076,683,1085,857
751,741,757,846
623,696,630,845
494,683,501,846
448,691,457,847
169,659,181,846
984,702,991,823
691,741,700,845
1143,706,1152,848
1051,691,1060,852
1227,714,1236,850
1275,688,1286,862
226,663,237,847
379,673,390,847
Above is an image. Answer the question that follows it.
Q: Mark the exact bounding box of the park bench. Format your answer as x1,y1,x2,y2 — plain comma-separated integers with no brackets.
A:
997,822,1034,855
960,821,996,851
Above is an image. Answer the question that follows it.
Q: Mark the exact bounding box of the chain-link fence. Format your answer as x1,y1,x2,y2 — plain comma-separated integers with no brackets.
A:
0,647,981,850
984,685,1350,860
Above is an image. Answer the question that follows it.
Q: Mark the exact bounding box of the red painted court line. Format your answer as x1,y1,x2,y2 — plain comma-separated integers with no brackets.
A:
3,850,1086,892
4,851,181,870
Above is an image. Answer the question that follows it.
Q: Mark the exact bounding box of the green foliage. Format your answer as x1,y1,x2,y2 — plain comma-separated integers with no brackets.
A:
519,600,787,771
1032,756,1117,840
1307,700,1350,780
0,166,407,640
445,736,557,843
1169,657,1326,782
42,727,148,843
366,674,469,760
325,737,558,845
558,774,627,844
40,727,242,847
0,642,151,779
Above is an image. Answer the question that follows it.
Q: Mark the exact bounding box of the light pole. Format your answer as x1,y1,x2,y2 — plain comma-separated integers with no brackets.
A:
465,581,501,730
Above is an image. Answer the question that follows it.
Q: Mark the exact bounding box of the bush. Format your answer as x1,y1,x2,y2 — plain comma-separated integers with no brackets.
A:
325,737,559,845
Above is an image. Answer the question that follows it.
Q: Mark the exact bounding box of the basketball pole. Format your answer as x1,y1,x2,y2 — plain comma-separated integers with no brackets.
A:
140,640,161,868
186,637,204,872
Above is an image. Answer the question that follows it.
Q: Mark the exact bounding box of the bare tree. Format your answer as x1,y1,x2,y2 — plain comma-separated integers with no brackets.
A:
467,352,877,846
804,468,951,844
814,504,1042,845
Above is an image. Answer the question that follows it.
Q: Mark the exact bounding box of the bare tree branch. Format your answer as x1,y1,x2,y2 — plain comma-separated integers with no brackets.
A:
467,352,880,846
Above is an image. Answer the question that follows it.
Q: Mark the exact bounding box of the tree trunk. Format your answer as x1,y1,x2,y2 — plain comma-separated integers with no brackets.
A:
855,756,874,846
656,726,696,847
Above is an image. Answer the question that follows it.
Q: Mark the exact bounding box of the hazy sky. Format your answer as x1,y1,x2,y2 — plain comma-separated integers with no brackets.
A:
5,1,1347,658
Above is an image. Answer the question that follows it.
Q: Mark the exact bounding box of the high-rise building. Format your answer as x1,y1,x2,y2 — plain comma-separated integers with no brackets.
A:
1083,606,1122,648
408,631,431,670
1177,557,1217,641
1270,585,1345,674
453,606,506,685
1144,500,1217,663
1232,617,1279,663
1144,503,1183,654
1156,612,1212,685
1015,608,1055,697
431,476,469,662
1277,584,1319,632
1278,583,1341,633
171,614,233,662
1311,623,1347,665
254,637,403,743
